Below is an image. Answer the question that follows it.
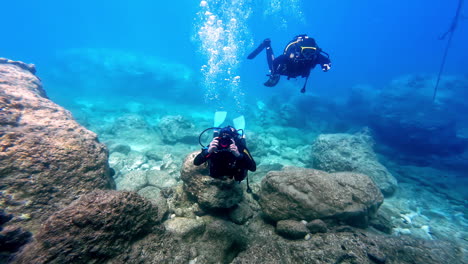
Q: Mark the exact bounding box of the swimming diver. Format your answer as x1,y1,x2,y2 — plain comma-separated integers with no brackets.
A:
247,34,331,93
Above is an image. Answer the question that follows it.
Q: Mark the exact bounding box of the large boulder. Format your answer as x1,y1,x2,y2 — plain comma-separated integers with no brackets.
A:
180,151,243,210
258,167,383,227
15,190,158,264
0,59,115,235
311,132,398,196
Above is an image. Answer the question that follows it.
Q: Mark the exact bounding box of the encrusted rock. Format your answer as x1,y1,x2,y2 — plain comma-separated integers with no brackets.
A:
0,58,36,74
110,144,131,154
231,229,462,264
137,186,168,222
117,218,248,264
276,220,309,240
164,217,206,239
228,200,254,225
311,132,398,196
258,167,383,227
306,219,328,234
180,152,243,210
369,208,393,234
157,115,198,144
15,190,158,263
0,61,114,235
115,170,148,191
147,169,178,189
0,209,32,262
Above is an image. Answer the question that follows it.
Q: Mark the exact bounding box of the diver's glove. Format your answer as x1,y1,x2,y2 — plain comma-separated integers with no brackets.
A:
322,63,331,72
229,139,242,158
208,138,219,153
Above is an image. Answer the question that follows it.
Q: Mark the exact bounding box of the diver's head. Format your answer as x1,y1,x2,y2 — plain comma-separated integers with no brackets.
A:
217,126,238,149
301,37,319,60
301,46,318,59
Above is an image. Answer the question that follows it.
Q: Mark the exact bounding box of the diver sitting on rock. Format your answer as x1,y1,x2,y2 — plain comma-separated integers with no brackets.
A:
194,125,256,183
247,34,331,93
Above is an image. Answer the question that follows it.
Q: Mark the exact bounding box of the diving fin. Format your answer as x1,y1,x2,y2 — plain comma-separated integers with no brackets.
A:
213,111,227,127
264,74,280,87
247,41,267,60
301,76,309,93
233,115,245,132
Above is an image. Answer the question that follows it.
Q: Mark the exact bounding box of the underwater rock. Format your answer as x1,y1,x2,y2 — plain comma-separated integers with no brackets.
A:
306,219,328,234
180,151,243,210
137,186,168,223
0,60,114,234
14,190,158,263
118,218,248,264
275,220,309,240
196,219,248,263
157,115,198,144
115,170,148,191
112,113,151,131
231,230,462,264
137,185,161,201
145,149,163,161
147,169,179,189
109,143,131,155
311,132,398,196
109,114,159,151
109,151,148,177
228,199,255,225
0,209,32,262
0,58,36,74
369,207,393,234
164,217,206,239
258,167,383,227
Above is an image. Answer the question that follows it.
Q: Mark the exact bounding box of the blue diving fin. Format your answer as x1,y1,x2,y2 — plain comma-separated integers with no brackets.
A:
213,111,227,127
233,115,245,137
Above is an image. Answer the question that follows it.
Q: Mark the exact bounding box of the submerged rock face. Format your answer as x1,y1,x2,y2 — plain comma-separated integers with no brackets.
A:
231,229,462,264
15,190,158,263
0,209,32,263
0,60,115,235
370,75,468,157
119,218,248,264
311,132,398,196
180,151,243,210
258,167,383,227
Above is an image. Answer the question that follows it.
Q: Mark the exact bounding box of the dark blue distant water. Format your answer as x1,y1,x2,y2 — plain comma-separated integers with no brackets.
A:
3,0,467,100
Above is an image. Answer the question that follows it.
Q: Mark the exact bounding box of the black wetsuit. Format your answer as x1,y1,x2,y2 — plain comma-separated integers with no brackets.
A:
273,52,331,79
193,139,256,182
253,35,331,90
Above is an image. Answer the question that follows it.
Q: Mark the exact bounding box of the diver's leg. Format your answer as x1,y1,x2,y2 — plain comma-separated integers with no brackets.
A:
247,38,270,60
264,39,275,73
263,53,283,87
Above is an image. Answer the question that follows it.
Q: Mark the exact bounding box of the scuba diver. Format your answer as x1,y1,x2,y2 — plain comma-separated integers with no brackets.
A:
194,112,256,185
247,34,331,93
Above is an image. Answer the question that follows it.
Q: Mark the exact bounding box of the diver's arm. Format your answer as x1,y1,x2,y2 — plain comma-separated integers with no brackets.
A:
317,54,331,71
194,138,219,166
193,149,210,166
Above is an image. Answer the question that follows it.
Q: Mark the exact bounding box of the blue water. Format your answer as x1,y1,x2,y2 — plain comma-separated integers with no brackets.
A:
3,0,467,99
2,0,468,249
